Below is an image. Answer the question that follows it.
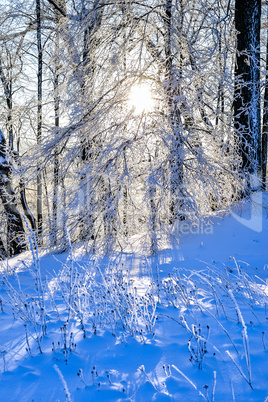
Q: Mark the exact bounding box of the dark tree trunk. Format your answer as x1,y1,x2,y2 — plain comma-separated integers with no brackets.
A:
0,55,34,254
19,179,37,231
36,0,43,244
15,151,37,232
216,29,224,127
52,17,61,246
0,236,7,260
0,57,36,234
262,6,268,190
234,0,261,191
0,130,25,256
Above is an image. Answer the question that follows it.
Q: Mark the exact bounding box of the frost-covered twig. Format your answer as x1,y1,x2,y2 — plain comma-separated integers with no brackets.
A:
212,371,216,402
263,392,268,402
228,289,252,387
226,350,253,389
171,364,207,400
138,365,158,391
199,304,238,354
53,364,72,402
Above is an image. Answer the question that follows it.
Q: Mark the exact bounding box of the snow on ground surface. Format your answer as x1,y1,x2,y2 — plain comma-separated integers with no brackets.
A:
0,194,268,401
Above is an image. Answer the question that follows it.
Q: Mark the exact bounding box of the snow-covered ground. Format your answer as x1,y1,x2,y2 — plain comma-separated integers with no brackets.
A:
0,195,268,401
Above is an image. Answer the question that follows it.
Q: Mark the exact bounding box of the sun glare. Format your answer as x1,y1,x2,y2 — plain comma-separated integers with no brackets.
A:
128,84,154,114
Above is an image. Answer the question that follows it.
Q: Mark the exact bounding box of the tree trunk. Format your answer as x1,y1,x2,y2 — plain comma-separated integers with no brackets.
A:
15,151,36,232
262,5,268,190
233,0,261,192
0,236,7,260
79,1,104,242
0,56,34,248
36,0,43,244
0,130,25,256
149,177,157,254
216,27,224,128
52,22,61,246
165,0,184,224
50,1,67,246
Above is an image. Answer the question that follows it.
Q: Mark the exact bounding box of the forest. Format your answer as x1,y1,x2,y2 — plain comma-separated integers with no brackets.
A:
1,1,268,401
0,0,265,255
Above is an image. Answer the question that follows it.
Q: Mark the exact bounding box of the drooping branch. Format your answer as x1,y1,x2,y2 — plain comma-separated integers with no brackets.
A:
47,0,67,17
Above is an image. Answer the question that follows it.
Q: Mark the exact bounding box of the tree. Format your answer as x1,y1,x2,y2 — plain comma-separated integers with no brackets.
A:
0,130,25,256
0,0,252,255
48,0,66,245
0,40,36,233
164,0,185,224
262,3,268,190
233,0,261,192
36,0,240,252
36,0,43,244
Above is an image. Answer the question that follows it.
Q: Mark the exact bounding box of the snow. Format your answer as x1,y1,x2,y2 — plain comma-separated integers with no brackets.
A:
0,195,268,401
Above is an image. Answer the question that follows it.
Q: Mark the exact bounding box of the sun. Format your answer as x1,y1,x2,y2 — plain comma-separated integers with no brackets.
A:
128,84,154,114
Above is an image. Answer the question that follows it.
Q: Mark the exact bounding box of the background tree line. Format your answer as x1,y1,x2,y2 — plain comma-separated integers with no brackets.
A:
0,0,266,256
